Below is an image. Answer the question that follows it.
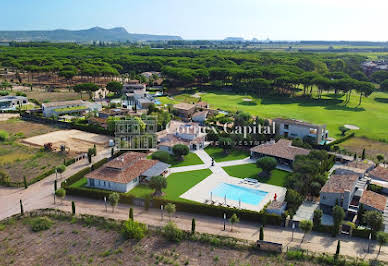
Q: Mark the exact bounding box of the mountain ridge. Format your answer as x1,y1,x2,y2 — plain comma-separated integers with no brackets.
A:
0,27,182,42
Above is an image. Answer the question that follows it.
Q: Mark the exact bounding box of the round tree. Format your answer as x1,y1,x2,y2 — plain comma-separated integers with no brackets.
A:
149,176,167,197
108,192,120,213
256,156,277,178
172,144,189,161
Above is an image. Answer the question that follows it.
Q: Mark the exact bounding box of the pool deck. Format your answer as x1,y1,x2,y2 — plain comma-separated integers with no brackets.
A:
180,165,287,212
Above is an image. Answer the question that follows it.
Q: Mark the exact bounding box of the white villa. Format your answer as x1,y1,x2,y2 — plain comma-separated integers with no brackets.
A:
85,152,169,193
157,120,206,153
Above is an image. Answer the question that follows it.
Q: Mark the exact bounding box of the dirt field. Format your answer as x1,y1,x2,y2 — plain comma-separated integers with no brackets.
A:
11,86,90,103
0,216,320,266
340,137,388,160
22,129,110,156
0,118,59,138
0,119,68,183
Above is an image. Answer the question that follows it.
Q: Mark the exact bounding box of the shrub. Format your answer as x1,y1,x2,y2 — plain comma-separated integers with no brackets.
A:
151,151,170,163
163,221,184,242
0,130,9,142
172,144,189,160
56,164,66,173
30,217,54,232
121,219,147,241
0,90,9,96
55,188,66,199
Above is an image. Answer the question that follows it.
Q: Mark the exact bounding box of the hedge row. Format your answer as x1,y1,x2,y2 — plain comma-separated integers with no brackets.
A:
352,227,374,239
152,198,282,225
325,132,355,148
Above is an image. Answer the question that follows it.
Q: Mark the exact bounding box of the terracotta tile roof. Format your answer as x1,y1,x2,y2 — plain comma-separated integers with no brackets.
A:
369,166,388,181
196,101,208,108
320,174,359,193
167,120,201,135
173,102,196,111
192,111,208,118
360,190,387,211
158,134,204,148
86,152,158,184
250,139,310,161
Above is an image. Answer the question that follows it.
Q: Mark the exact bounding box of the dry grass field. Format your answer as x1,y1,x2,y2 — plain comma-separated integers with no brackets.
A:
0,119,68,183
0,216,321,266
340,137,388,160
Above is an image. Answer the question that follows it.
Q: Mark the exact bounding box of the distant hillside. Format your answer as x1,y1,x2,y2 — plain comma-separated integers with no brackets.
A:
0,27,182,42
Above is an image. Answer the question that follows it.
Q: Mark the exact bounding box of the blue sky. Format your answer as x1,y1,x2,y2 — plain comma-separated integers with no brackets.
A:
1,0,387,41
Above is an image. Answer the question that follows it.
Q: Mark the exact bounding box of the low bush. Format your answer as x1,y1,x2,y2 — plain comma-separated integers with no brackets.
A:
368,184,383,194
0,90,9,96
121,219,148,241
30,216,54,232
163,221,184,242
326,132,355,148
151,151,171,163
0,130,9,141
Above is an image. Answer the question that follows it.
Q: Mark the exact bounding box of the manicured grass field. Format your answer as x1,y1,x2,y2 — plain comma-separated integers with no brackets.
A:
161,89,388,141
148,152,204,168
222,163,289,187
169,152,204,167
127,169,212,202
204,146,250,162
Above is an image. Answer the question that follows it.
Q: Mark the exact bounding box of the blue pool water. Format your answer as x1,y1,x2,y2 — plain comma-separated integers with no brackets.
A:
211,183,268,205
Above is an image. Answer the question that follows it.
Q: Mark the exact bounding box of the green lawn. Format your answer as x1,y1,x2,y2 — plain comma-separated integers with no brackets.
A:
127,169,212,202
163,89,388,142
70,168,212,203
204,146,250,162
169,152,204,168
222,163,289,187
148,152,204,168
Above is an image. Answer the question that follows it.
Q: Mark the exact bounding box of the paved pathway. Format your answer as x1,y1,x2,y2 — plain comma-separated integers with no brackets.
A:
0,149,111,220
54,196,388,262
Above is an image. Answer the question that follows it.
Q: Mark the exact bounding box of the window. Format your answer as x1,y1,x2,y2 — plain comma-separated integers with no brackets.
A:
309,128,317,134
284,124,289,130
104,181,106,187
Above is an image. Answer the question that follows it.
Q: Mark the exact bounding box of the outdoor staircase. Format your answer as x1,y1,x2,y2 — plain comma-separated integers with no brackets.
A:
384,200,388,233
355,177,368,190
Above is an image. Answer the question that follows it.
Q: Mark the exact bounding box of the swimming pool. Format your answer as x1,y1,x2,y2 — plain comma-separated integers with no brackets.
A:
211,183,268,206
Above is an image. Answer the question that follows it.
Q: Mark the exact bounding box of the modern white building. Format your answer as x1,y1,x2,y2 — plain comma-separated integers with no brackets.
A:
0,96,28,110
85,152,169,193
42,100,101,117
273,118,329,145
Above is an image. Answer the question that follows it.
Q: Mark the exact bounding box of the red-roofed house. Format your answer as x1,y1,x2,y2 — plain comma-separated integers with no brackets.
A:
85,152,169,192
360,190,387,213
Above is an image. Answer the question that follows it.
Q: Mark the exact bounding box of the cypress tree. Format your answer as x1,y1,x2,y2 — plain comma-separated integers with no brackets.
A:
72,201,76,215
129,208,134,220
20,199,24,215
335,240,340,260
54,179,57,191
362,148,366,160
191,218,196,234
23,176,28,189
259,226,264,241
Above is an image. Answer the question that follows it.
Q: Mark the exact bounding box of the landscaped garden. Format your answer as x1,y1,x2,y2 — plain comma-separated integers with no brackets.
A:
222,163,289,187
71,168,212,203
127,169,212,202
149,151,204,168
204,146,250,162
159,89,388,142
